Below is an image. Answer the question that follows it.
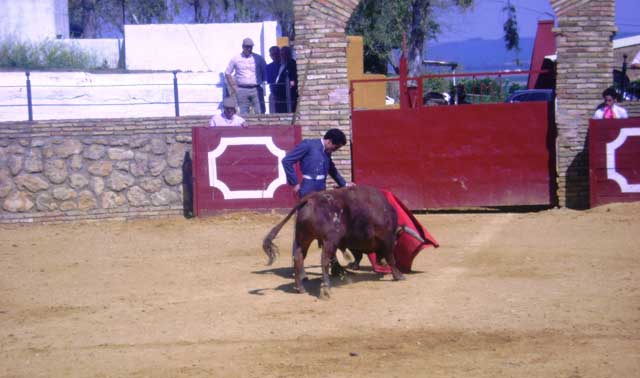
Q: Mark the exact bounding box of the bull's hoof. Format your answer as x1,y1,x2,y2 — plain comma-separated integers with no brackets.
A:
295,285,307,294
347,262,360,271
393,273,406,281
319,286,331,300
331,261,346,278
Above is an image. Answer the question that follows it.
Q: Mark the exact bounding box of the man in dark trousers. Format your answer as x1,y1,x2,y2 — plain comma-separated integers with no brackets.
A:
265,46,281,113
282,128,354,280
275,46,298,113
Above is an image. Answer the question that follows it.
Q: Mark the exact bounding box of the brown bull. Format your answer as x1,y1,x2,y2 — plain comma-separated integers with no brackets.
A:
262,186,405,297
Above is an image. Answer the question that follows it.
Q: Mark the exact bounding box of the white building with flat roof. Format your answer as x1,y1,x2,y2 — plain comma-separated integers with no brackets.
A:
0,0,69,41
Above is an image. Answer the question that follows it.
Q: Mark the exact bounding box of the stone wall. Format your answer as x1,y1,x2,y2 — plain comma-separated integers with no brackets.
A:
550,0,616,208
0,114,295,223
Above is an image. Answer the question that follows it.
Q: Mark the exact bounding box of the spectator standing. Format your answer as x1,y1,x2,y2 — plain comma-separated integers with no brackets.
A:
593,87,628,120
225,38,267,114
265,46,281,113
209,97,246,127
275,46,298,113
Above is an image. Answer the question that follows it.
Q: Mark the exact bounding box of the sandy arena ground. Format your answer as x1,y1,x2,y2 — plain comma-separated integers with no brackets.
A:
1,203,640,377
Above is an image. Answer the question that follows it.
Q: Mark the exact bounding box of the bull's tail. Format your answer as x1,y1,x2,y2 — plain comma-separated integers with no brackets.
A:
262,199,309,265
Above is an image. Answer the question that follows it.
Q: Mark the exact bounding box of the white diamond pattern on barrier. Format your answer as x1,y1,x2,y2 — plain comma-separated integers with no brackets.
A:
606,127,640,193
208,136,287,199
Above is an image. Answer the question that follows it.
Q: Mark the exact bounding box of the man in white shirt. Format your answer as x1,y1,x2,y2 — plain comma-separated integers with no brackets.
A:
225,38,266,115
209,97,246,127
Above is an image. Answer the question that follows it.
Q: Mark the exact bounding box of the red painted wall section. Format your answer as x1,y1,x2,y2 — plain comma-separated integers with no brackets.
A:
352,102,554,209
192,126,301,216
528,20,556,89
589,118,640,208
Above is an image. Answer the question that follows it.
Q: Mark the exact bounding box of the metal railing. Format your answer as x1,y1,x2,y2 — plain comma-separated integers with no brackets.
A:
349,69,550,111
0,71,298,122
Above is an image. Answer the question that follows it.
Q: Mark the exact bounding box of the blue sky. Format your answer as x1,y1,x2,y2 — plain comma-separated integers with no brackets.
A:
433,0,640,44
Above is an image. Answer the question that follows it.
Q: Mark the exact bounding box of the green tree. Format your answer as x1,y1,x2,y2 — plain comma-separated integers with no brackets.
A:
173,0,218,23
69,0,170,38
502,0,520,52
69,0,99,38
347,0,473,76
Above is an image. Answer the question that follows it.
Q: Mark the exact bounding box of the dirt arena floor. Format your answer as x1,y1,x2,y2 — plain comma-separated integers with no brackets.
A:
1,202,640,377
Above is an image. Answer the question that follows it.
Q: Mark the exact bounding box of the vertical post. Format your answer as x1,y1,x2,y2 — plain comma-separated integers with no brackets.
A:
399,36,409,110
349,81,354,112
26,71,33,121
621,54,628,101
416,77,423,108
285,71,292,113
173,70,180,117
121,0,126,70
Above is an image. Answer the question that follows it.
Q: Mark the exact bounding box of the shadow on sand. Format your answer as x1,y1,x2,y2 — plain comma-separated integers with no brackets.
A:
250,264,422,298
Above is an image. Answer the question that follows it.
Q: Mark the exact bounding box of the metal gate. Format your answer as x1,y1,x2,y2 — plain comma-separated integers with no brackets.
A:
351,101,556,209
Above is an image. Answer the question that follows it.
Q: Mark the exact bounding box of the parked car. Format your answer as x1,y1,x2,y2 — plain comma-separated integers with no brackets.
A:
505,89,554,103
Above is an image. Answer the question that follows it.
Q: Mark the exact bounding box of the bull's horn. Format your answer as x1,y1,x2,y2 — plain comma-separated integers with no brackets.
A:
336,249,355,266
399,226,426,244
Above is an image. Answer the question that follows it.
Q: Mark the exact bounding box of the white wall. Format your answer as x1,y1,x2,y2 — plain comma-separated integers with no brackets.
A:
0,71,231,122
0,0,68,40
64,39,122,69
0,20,282,121
125,21,278,72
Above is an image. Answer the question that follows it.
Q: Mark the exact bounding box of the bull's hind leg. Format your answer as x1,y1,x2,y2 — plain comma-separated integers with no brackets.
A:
320,242,338,299
293,237,312,294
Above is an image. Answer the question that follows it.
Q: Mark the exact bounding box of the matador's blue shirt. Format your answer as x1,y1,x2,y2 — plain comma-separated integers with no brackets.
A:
282,139,346,196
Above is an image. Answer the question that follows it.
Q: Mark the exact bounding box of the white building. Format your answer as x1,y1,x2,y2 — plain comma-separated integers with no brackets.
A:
0,0,69,41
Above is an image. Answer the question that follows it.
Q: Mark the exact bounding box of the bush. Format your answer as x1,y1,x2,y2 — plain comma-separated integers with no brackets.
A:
0,37,101,70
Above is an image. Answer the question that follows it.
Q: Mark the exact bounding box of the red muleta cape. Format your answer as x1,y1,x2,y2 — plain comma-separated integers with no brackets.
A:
367,190,439,273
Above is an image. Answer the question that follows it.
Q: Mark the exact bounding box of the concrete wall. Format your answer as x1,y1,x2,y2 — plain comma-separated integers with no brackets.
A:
0,0,69,40
64,38,122,69
125,22,278,72
0,71,269,122
0,114,296,224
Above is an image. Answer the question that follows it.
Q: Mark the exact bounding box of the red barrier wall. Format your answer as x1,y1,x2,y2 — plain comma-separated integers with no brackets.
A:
352,102,555,209
192,126,301,216
589,117,640,208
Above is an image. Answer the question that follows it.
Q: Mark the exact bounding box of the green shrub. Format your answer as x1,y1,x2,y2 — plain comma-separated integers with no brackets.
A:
0,37,101,70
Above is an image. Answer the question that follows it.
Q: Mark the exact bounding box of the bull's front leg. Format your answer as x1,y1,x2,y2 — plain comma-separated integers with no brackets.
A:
383,246,406,281
320,243,337,299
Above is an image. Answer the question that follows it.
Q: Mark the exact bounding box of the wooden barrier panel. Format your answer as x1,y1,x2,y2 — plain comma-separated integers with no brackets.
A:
352,102,555,209
192,126,301,216
589,117,640,208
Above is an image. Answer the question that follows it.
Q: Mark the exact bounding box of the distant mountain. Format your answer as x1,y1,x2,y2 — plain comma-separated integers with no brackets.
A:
424,37,535,73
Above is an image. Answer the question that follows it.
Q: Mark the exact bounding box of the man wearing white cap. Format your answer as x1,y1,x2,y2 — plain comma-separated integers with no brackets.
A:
225,37,267,115
209,97,246,127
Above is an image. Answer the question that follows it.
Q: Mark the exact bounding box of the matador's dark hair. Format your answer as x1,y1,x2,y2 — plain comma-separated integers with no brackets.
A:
324,128,347,146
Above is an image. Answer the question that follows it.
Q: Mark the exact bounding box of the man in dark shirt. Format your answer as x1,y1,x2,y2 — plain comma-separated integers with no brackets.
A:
275,46,298,113
282,128,354,281
282,128,351,199
265,46,281,113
